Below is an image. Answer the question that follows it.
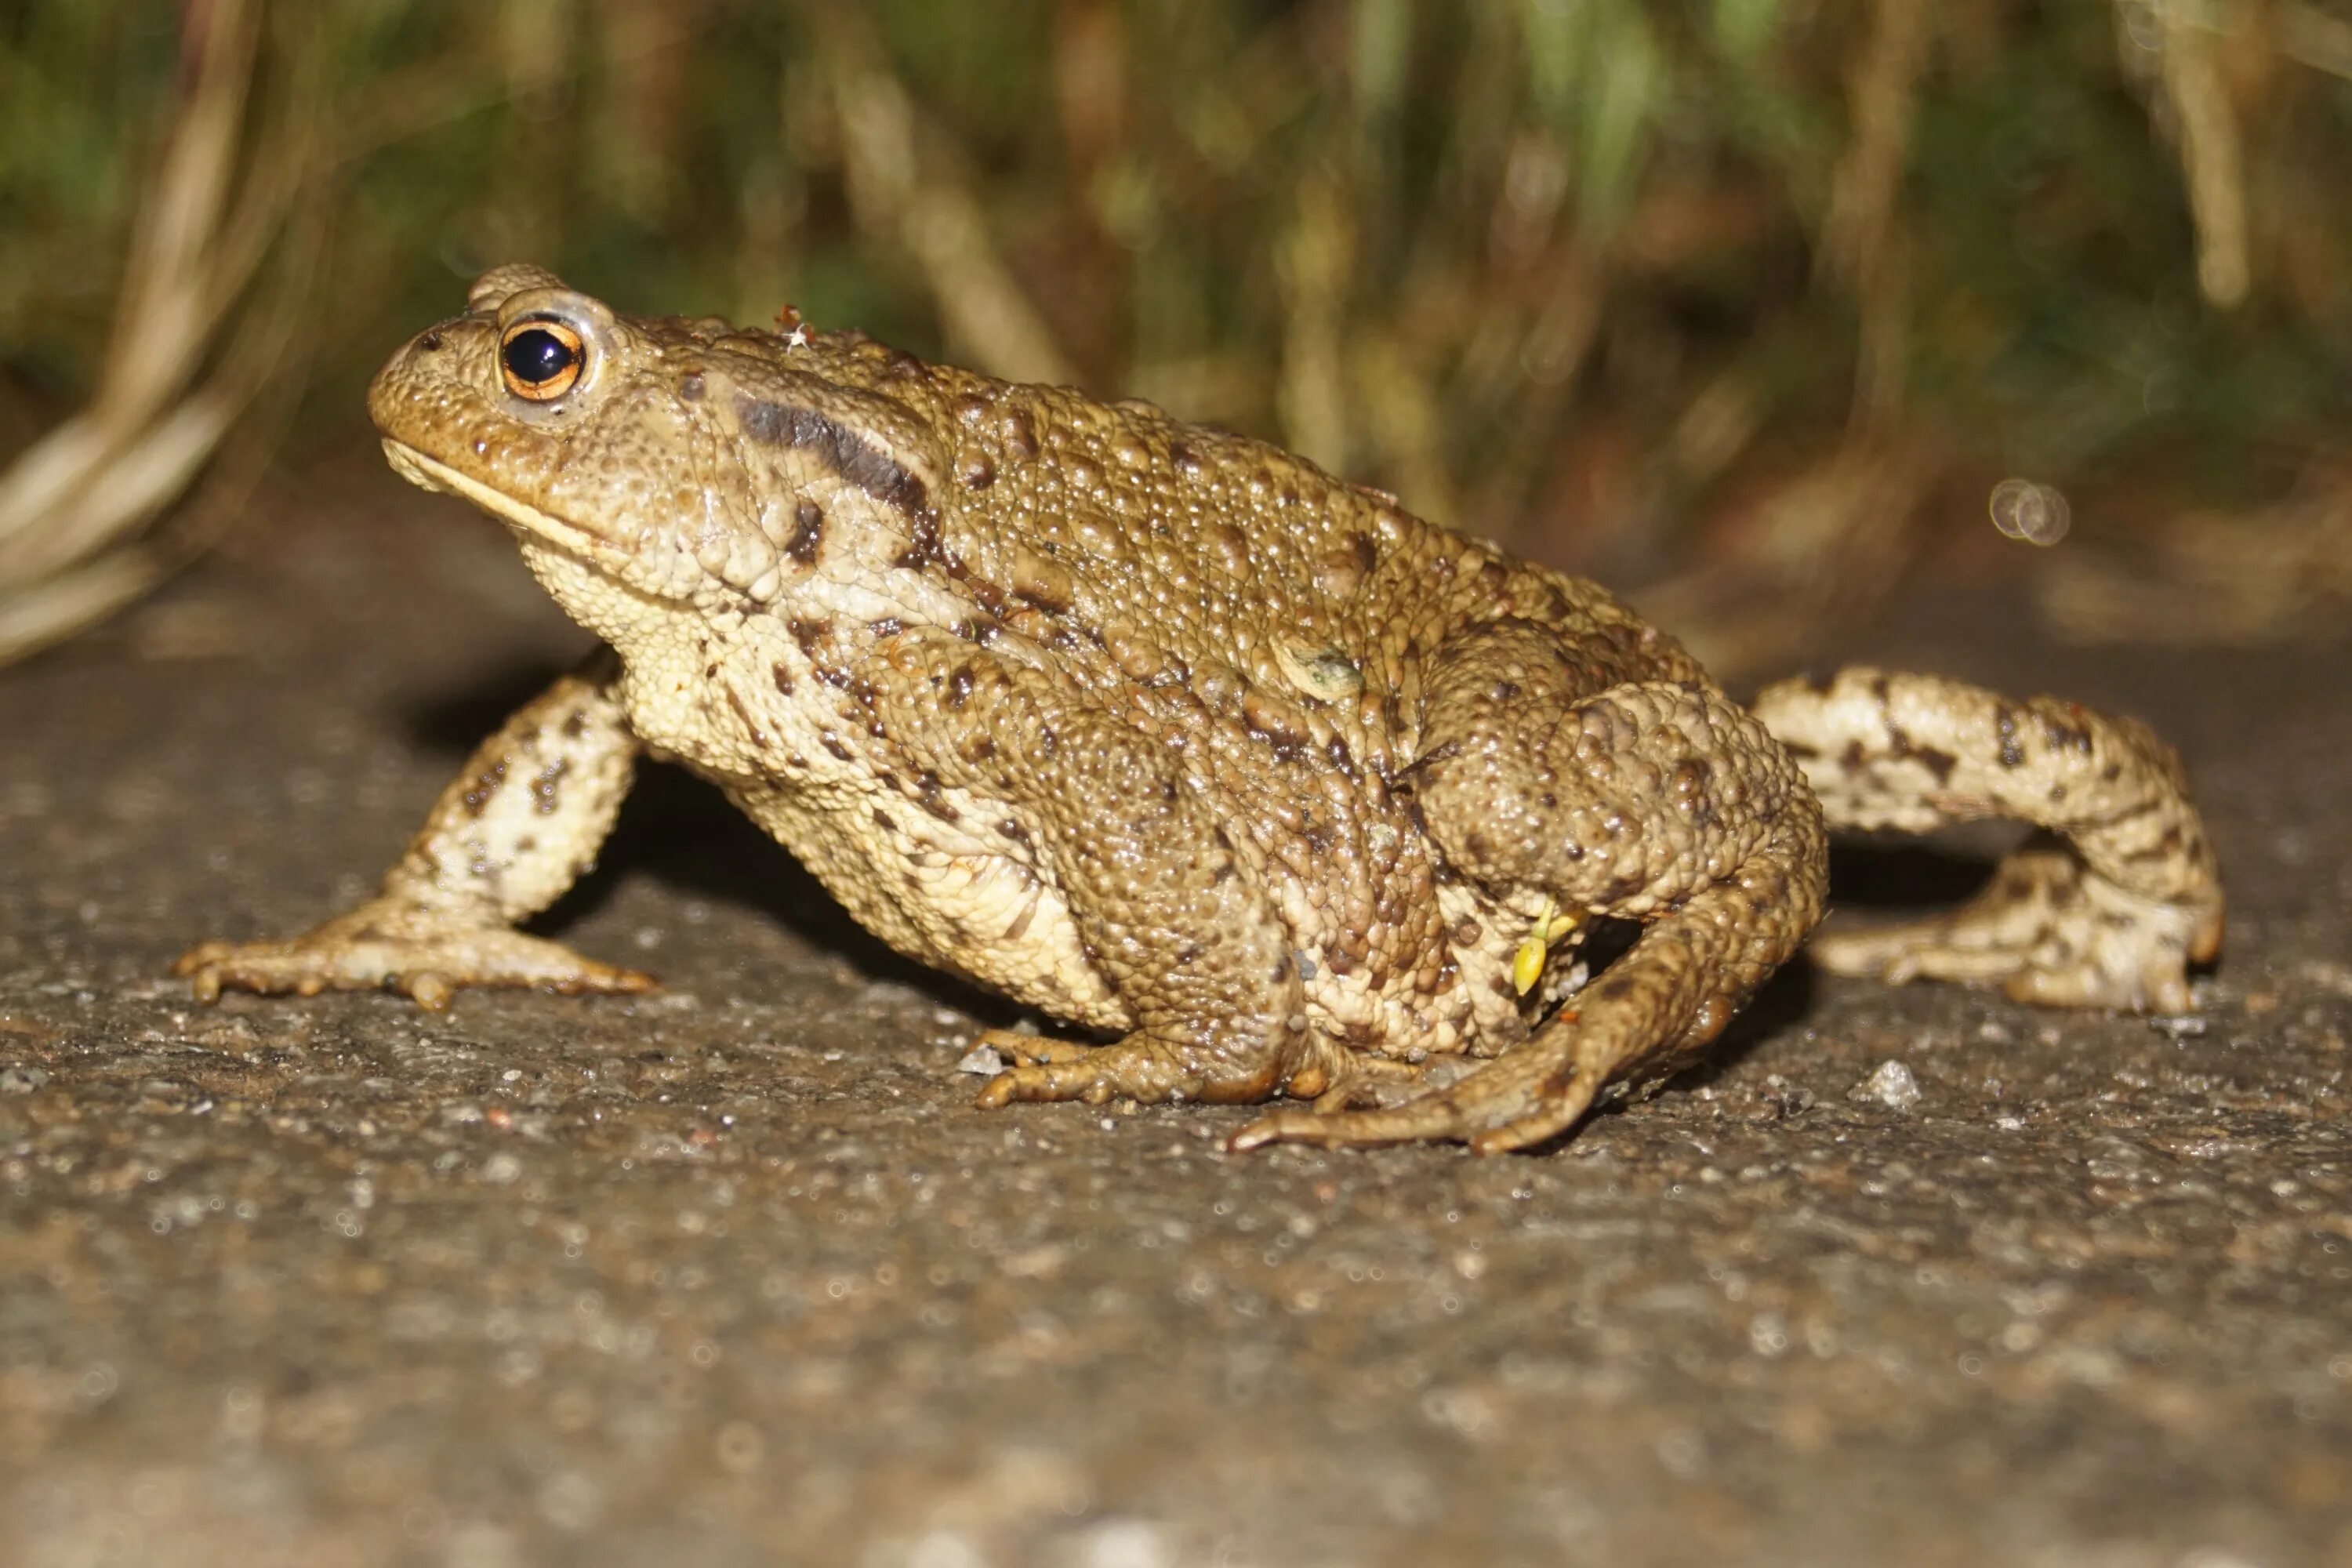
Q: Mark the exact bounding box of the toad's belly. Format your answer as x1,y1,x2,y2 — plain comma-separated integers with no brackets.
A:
724,779,1133,1031
716,775,1542,1060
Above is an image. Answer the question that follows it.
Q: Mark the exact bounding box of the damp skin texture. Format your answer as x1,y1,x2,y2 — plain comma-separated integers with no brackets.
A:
176,267,2224,1152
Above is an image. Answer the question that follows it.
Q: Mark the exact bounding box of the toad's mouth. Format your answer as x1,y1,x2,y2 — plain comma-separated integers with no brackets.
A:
379,439,618,559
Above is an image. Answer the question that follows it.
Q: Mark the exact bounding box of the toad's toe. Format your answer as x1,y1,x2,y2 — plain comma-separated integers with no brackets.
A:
175,921,655,1009
1811,844,2213,1013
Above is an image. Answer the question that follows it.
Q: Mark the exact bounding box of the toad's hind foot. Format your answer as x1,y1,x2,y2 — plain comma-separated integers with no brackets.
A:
973,1027,1342,1110
1229,1037,1606,1156
1234,820,1828,1155
1809,841,2213,1013
1752,668,2223,1015
176,912,655,1011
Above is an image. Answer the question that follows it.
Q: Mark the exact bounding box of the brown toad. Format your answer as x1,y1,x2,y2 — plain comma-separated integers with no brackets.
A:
176,267,2225,1152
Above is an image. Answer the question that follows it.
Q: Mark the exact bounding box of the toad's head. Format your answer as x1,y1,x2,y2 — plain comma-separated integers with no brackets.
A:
368,265,945,647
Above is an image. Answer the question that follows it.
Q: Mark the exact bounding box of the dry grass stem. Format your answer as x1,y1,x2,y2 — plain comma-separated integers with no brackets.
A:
811,9,1079,389
2136,0,2252,307
1276,169,1359,477
0,0,311,664
1819,0,1929,432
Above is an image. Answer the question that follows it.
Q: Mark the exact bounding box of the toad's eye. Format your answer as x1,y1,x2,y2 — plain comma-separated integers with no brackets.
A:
499,321,583,400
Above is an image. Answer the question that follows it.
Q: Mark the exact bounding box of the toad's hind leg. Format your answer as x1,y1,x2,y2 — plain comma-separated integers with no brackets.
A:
1236,625,1828,1154
1750,668,2223,1012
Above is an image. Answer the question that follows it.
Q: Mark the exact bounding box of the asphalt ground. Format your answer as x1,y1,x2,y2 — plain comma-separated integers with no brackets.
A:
2,446,2347,1566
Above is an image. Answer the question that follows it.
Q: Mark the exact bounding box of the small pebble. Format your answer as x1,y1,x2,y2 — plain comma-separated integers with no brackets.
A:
955,1044,1007,1076
1852,1059,1922,1111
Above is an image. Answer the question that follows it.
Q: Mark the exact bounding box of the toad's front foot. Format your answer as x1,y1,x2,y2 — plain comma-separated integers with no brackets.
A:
175,908,655,1011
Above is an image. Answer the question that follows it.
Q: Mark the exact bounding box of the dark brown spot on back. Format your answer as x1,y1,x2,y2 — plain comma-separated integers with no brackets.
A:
895,507,943,571
788,616,832,657
786,500,824,563
1011,550,1075,614
722,687,770,749
914,771,960,822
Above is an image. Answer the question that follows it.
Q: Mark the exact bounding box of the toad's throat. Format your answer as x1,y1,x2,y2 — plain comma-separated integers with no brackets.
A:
379,438,617,557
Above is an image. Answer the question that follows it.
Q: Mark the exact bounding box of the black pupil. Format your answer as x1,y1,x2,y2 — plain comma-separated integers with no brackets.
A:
503,327,575,387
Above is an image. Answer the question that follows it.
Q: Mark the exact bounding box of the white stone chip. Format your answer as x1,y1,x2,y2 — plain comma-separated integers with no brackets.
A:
1853,1058,1922,1111
955,1043,1007,1076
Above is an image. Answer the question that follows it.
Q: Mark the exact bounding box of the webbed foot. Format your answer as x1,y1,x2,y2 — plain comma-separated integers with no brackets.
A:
1810,844,2216,1013
1229,1044,1599,1155
175,909,655,1011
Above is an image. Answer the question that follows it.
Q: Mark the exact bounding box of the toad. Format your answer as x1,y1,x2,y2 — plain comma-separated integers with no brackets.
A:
176,267,2224,1152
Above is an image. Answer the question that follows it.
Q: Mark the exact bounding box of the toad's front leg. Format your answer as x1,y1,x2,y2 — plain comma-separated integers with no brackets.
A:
175,652,652,1009
865,632,1338,1109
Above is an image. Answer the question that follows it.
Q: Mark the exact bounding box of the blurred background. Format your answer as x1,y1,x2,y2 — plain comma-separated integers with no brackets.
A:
2,0,2348,676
